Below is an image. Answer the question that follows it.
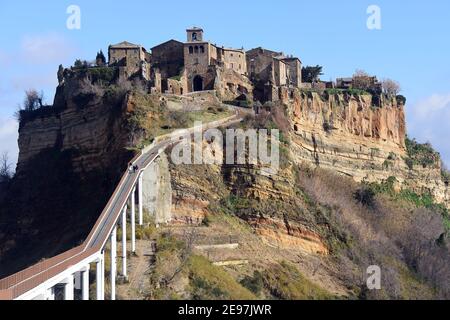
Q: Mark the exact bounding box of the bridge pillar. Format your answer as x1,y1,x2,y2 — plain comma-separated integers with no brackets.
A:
63,274,74,300
138,173,143,226
110,225,117,300
121,205,128,277
82,266,90,300
74,271,82,290
45,287,55,300
131,187,136,253
96,254,104,300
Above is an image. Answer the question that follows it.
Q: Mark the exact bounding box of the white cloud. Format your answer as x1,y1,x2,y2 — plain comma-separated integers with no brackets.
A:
407,94,450,166
21,33,74,64
0,117,19,169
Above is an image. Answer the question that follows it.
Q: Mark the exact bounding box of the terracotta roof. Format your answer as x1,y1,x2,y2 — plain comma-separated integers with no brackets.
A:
186,27,203,31
151,39,184,50
109,41,141,49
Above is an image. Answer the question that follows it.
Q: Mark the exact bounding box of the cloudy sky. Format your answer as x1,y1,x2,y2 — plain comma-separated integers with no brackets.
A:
0,0,449,169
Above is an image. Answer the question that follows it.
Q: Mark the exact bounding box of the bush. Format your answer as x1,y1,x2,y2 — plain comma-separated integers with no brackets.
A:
261,261,333,300
405,137,439,168
240,270,264,295
396,95,407,105
354,186,376,207
188,255,256,300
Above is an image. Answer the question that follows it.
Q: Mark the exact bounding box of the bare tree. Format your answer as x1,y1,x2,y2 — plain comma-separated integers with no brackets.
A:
23,89,44,111
382,78,401,96
0,152,12,182
352,69,373,90
353,69,371,78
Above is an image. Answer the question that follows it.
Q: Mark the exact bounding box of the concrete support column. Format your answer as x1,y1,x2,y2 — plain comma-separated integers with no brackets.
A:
64,274,74,300
82,266,90,300
74,271,82,290
121,205,128,277
45,287,55,300
96,254,104,300
131,187,136,253
110,226,117,300
138,173,143,225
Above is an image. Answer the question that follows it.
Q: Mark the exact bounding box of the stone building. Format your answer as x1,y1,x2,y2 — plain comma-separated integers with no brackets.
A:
106,28,303,101
151,40,185,93
182,27,249,95
108,41,151,80
246,47,302,101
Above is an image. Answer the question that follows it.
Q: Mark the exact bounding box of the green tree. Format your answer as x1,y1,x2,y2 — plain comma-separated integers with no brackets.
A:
96,50,106,66
302,65,323,83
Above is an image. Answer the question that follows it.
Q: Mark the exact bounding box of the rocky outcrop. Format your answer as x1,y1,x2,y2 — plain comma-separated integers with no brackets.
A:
285,91,450,207
17,76,131,175
248,216,328,255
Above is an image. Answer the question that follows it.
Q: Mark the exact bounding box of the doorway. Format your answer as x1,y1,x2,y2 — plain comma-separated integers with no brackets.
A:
193,75,203,92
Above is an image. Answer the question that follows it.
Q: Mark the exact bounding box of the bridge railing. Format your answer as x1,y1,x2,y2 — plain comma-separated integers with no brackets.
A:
0,113,241,300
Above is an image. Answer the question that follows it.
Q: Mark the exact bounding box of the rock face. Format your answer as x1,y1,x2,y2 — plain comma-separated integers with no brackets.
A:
17,77,131,175
142,153,172,224
285,91,450,207
247,216,329,255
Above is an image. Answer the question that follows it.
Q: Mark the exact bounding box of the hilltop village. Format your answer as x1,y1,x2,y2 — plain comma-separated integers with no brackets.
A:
60,27,383,104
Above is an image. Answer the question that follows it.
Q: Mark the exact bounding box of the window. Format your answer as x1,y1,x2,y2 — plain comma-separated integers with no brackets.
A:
200,45,205,53
192,32,197,41
194,46,199,53
189,46,193,54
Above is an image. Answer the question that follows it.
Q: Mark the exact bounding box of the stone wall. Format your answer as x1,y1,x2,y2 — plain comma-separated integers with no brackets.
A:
109,47,145,77
142,153,172,224
151,40,184,79
222,48,247,75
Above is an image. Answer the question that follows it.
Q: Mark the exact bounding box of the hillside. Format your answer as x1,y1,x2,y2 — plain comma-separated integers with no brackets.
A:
0,70,449,299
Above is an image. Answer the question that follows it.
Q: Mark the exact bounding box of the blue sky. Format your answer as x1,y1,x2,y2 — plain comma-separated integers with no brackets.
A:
1,0,450,167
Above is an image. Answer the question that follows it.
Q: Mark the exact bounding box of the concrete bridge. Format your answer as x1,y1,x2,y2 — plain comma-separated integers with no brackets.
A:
0,112,243,300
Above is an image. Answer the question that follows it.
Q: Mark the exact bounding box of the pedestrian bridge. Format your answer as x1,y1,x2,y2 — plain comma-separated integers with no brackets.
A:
0,114,241,300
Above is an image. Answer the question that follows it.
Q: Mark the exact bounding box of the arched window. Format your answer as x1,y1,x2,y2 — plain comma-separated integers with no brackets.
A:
189,46,193,54
192,32,197,41
194,46,199,53
200,45,205,53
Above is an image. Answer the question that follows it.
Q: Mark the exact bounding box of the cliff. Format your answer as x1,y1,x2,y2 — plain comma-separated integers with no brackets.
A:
284,90,450,207
16,76,132,175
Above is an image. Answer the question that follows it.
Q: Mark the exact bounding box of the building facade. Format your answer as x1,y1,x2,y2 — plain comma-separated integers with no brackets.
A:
108,41,150,80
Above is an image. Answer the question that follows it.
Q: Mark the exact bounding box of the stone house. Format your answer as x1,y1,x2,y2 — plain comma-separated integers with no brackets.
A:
151,39,185,93
182,27,249,96
105,28,302,101
246,47,302,101
108,41,151,80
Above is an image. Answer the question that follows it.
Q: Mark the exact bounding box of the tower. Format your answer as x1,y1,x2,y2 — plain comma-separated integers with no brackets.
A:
186,27,204,42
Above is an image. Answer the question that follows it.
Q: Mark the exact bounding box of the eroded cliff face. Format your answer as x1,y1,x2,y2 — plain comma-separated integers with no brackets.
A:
168,137,331,255
142,153,172,224
17,78,131,175
285,91,450,207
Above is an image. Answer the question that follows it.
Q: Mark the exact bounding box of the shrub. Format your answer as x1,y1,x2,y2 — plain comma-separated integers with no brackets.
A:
396,95,407,105
188,255,256,300
354,186,376,207
240,270,264,295
261,261,333,300
405,136,439,168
